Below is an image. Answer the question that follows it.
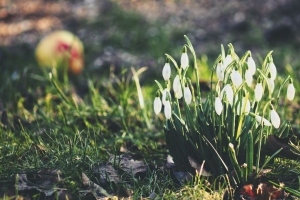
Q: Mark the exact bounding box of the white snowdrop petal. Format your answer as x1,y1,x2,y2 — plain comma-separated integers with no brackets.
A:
231,69,243,88
153,97,162,115
184,87,192,105
215,97,223,115
245,69,253,87
162,88,169,106
162,63,171,81
269,62,277,81
254,83,263,102
268,79,274,94
221,84,234,106
270,109,280,129
255,116,272,126
175,86,183,99
181,53,189,70
173,75,181,93
164,101,172,119
224,55,232,68
247,57,256,75
287,83,295,101
216,63,224,81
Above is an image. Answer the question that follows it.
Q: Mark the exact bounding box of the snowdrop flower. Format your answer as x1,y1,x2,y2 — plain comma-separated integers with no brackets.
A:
164,100,172,119
287,81,295,101
245,69,253,87
247,56,256,75
269,62,277,81
153,96,162,115
270,109,280,129
255,115,271,126
175,86,183,99
268,78,274,94
216,62,225,81
224,54,232,69
184,86,192,104
236,97,251,115
162,62,171,81
229,143,234,149
181,47,189,70
221,84,233,106
231,69,243,88
215,96,223,115
254,83,263,102
173,75,181,93
162,88,170,106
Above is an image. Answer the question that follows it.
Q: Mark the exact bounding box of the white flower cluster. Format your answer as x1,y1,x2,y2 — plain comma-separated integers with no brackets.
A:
153,50,192,119
154,47,296,129
214,52,295,129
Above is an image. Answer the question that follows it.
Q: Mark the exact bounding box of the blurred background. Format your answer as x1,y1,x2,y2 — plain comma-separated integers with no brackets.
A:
1,0,300,91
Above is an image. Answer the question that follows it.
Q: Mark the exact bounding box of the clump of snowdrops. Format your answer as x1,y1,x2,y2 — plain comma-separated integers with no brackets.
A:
154,36,295,185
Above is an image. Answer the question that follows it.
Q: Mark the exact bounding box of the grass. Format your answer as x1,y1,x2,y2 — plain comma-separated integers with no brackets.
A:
1,1,300,199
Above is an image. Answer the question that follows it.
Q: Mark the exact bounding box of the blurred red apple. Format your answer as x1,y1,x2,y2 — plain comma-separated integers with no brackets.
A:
35,30,84,75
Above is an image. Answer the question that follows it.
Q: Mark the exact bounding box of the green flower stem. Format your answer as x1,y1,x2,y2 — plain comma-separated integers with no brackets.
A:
255,99,273,173
184,35,201,103
236,92,249,140
275,75,291,107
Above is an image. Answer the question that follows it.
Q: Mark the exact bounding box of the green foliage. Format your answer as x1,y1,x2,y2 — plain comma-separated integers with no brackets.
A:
154,36,299,186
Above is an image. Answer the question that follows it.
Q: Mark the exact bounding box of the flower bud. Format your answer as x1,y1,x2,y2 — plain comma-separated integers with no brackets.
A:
231,69,243,88
184,86,192,104
247,56,256,75
269,62,277,80
153,97,162,115
162,88,170,106
173,75,181,93
254,83,263,102
162,62,171,81
255,115,271,126
216,63,224,81
164,100,172,119
215,96,223,115
221,84,233,106
181,47,189,70
245,69,253,87
270,109,280,129
287,83,295,101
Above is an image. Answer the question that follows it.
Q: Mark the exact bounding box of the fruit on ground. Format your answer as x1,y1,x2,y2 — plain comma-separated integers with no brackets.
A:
35,30,84,74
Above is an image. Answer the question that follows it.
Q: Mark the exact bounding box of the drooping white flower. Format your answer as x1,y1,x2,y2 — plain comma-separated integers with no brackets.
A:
247,56,256,75
221,84,233,106
236,97,251,115
216,63,225,81
268,78,274,94
162,62,171,81
254,83,263,102
224,54,232,68
215,96,223,115
229,143,234,149
287,83,295,101
245,69,253,87
270,109,280,129
153,97,162,115
164,100,172,119
269,62,277,81
184,86,192,104
173,75,181,93
181,52,189,70
162,88,170,106
231,69,243,88
255,115,271,126
175,86,183,99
